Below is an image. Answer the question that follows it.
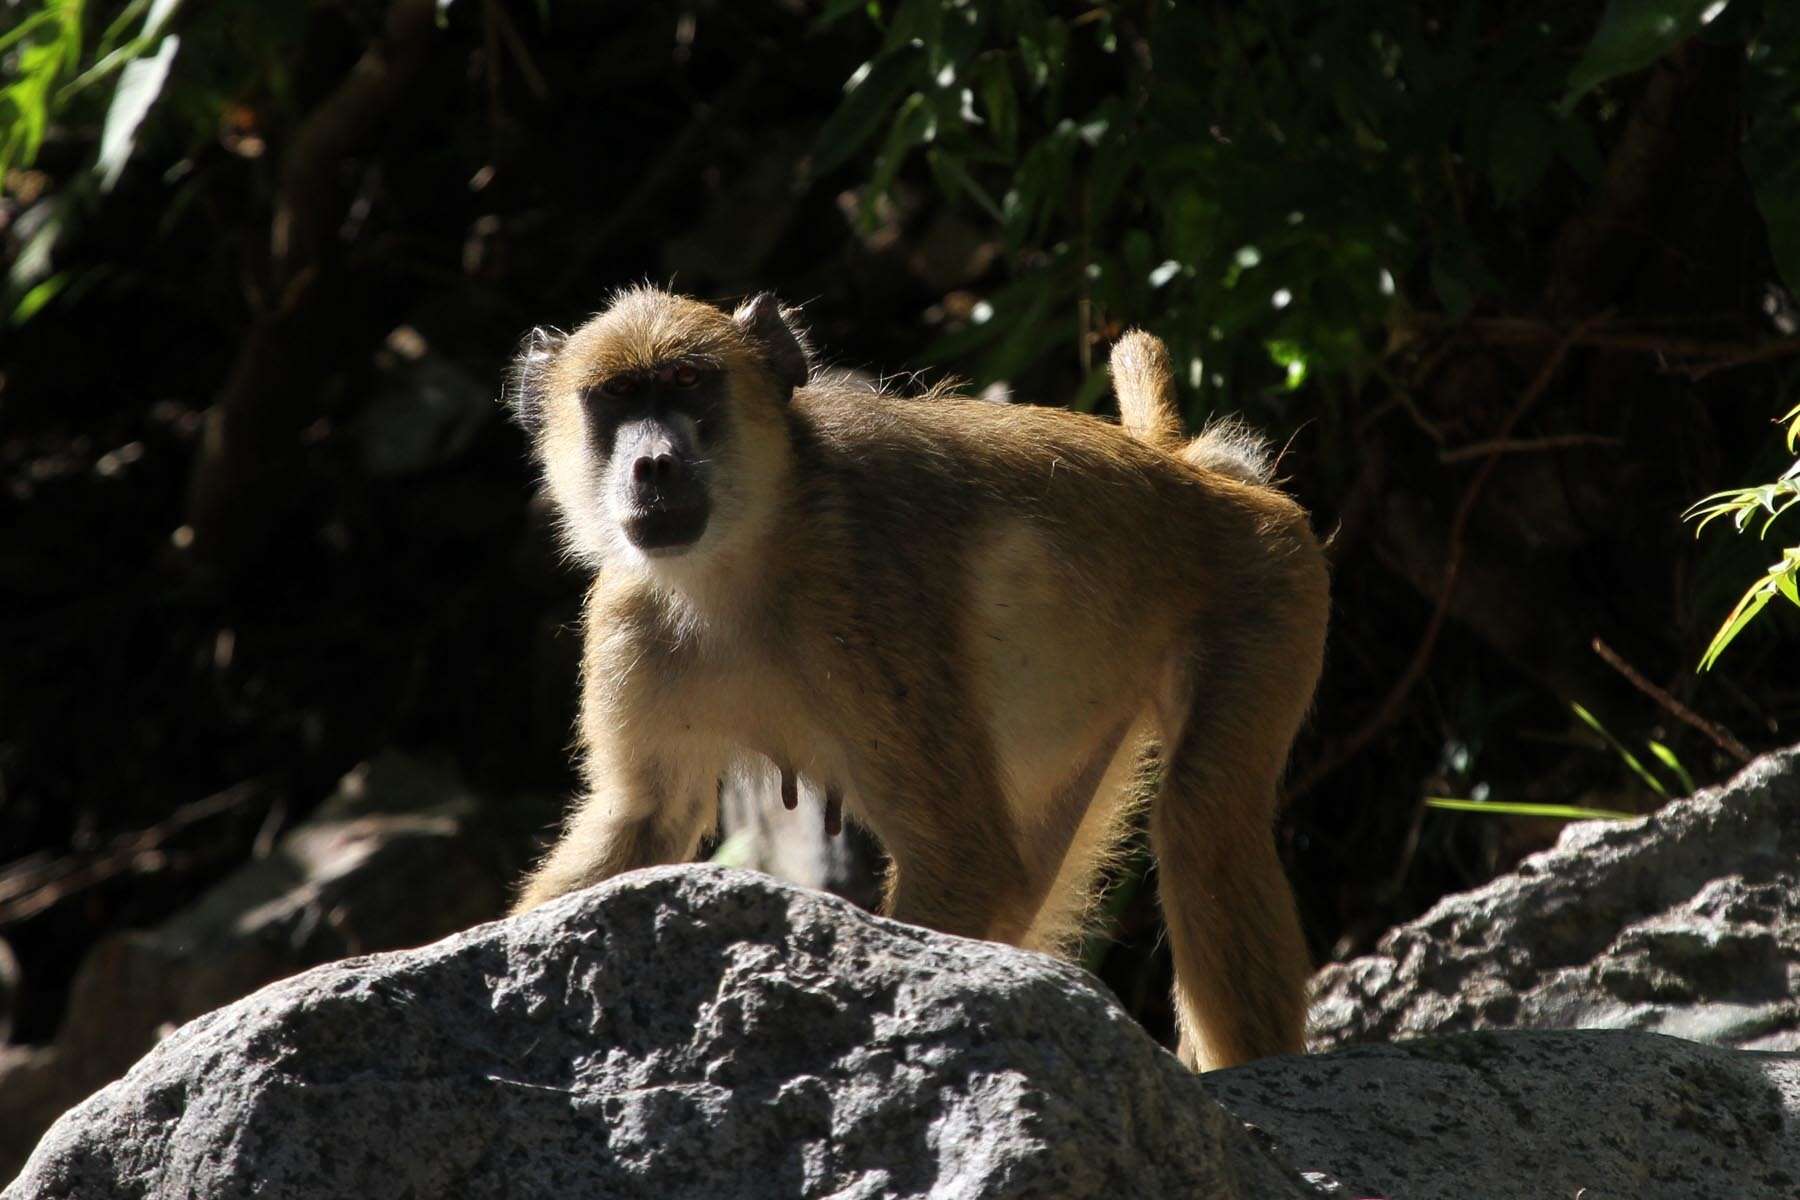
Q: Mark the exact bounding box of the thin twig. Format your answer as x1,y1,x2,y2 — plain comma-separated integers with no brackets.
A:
1291,318,1599,800
487,0,548,100
1590,637,1752,764
1682,335,1800,381
1438,433,1622,463
1400,317,1800,380
0,782,263,923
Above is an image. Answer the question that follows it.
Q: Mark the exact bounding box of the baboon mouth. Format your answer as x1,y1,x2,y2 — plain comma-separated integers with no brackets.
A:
623,503,710,552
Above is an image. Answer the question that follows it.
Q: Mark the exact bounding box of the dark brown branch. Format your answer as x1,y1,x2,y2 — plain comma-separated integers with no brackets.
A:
1438,433,1622,463
1399,317,1794,377
1590,637,1752,765
0,784,263,924
1290,319,1597,800
182,0,442,574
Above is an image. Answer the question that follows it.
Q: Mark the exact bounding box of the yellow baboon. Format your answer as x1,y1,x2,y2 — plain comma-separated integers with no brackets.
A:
507,289,1328,1069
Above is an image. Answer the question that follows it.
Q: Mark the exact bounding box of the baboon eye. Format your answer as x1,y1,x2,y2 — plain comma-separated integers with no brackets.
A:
672,364,699,388
601,375,639,399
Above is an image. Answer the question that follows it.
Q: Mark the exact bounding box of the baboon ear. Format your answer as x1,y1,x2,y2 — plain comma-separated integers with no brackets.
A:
506,326,565,436
732,293,810,397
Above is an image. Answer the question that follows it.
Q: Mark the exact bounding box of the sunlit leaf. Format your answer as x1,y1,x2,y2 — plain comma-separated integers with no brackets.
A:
1563,0,1730,109
1698,577,1777,670
97,32,179,191
1266,339,1309,390
9,272,66,325
1570,701,1667,796
860,91,937,218
810,43,928,179
1425,797,1637,821
1645,740,1696,795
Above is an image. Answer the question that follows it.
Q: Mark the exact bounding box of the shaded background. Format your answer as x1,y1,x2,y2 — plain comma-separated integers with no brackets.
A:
3,0,1799,1174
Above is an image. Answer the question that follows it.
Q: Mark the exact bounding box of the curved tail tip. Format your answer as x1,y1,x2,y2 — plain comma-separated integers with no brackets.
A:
1109,328,1171,377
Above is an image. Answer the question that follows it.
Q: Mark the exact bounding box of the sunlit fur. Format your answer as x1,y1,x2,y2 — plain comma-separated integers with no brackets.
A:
508,289,1330,1071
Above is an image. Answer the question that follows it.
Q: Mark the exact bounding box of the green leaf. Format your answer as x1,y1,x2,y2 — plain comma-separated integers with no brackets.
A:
973,54,1017,157
811,0,876,32
1645,740,1696,795
925,146,1002,222
1777,567,1800,609
812,43,928,179
1571,701,1667,796
97,31,180,191
1752,166,1800,294
860,91,937,217
1265,339,1310,390
1698,578,1776,670
0,10,59,57
1425,797,1637,821
9,271,66,325
1563,0,1729,110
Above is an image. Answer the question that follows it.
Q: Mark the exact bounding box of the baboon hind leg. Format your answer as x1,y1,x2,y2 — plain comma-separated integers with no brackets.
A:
1151,617,1324,1069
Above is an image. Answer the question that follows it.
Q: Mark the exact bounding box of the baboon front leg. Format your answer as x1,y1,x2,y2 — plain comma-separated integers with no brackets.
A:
512,751,716,915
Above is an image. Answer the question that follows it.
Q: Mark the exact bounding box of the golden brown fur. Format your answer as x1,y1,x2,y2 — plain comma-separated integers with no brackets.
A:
508,287,1329,1070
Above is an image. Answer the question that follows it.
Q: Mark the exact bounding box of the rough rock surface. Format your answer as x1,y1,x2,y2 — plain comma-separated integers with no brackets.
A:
12,866,1800,1199
0,754,545,1182
1212,1030,1800,1200
1310,747,1800,1053
3,867,1305,1199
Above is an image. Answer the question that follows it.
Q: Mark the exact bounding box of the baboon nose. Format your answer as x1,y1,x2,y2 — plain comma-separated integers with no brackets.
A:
632,452,683,488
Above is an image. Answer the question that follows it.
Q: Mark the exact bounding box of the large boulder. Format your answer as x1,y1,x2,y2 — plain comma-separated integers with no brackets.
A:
1214,1030,1799,1199
3,867,1301,1199
1309,747,1800,1053
9,867,1799,1198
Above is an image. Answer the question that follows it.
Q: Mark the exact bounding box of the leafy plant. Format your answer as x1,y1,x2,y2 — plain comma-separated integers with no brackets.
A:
1424,700,1690,822
1685,402,1800,670
807,0,1784,418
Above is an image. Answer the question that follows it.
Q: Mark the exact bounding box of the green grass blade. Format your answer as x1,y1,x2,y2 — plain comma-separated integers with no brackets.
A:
1570,701,1667,797
1645,740,1695,795
1425,797,1637,821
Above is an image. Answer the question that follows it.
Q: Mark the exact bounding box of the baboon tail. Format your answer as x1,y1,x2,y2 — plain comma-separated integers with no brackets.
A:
1109,330,1183,448
1110,331,1277,485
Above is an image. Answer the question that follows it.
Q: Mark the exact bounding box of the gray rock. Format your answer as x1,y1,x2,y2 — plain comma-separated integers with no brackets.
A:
4,866,1310,1199
0,753,545,1183
1209,1030,1800,1200
1310,747,1800,1053
12,866,1800,1198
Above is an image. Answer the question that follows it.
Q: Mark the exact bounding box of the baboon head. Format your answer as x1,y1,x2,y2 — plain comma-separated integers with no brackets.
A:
509,287,809,569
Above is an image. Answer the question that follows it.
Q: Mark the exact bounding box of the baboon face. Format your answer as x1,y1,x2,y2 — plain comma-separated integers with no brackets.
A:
581,356,724,554
510,288,808,566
